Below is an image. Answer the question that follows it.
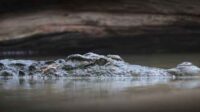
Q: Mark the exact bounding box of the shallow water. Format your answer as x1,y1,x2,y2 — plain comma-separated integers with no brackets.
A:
0,54,200,112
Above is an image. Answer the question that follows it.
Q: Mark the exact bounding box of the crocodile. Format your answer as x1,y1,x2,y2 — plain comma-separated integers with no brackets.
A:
0,53,200,77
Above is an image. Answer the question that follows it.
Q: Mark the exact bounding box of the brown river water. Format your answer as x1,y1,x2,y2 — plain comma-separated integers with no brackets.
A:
0,53,200,112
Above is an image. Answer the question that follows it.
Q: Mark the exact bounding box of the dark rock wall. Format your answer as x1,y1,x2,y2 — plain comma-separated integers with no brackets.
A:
0,0,200,57
1,0,200,15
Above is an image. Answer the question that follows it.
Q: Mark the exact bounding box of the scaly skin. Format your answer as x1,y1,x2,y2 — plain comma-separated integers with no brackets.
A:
0,53,200,77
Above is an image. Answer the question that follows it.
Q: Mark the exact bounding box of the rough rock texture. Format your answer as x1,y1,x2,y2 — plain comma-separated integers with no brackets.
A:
0,53,199,77
1,0,200,57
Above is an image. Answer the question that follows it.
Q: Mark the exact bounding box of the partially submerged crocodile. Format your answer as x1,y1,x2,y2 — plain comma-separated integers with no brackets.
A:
0,53,200,77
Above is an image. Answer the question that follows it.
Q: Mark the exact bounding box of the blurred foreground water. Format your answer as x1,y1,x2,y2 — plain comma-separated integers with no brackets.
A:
0,54,200,112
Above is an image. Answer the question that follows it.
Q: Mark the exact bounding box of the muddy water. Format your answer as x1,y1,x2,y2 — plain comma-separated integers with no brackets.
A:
0,54,200,112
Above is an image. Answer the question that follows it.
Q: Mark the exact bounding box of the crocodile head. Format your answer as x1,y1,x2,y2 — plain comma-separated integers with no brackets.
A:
63,52,128,76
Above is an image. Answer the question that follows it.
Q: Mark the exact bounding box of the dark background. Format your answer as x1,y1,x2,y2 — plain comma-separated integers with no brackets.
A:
0,0,200,58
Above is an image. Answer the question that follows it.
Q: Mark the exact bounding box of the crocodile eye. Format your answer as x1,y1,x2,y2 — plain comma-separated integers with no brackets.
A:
66,55,92,62
107,55,123,61
56,59,65,64
95,58,108,66
0,70,13,76
44,60,55,64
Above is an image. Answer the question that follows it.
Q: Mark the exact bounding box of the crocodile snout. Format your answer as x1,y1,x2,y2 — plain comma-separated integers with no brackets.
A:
168,62,200,76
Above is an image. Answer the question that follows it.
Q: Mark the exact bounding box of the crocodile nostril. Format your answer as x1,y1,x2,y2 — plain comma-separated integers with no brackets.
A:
177,62,193,67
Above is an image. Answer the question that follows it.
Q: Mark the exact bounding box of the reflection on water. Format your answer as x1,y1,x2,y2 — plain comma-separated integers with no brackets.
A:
1,76,200,112
0,77,172,91
1,76,200,92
